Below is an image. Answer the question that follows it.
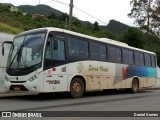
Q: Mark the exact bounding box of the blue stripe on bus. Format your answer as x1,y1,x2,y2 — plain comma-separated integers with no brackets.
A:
125,66,157,78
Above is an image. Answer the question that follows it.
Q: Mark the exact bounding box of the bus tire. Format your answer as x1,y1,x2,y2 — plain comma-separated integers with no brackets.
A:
131,79,139,93
70,78,84,98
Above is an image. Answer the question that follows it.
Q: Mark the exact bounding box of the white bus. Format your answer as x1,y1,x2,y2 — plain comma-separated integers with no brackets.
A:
2,27,157,98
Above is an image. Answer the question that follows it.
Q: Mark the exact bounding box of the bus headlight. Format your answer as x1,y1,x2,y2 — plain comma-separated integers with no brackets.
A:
28,75,38,82
5,75,10,82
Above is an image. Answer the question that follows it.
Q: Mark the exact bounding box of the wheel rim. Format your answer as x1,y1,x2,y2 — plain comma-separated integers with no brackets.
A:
72,82,81,94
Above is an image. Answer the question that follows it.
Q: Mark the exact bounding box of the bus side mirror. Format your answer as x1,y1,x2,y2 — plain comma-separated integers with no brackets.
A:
1,41,13,56
2,46,4,56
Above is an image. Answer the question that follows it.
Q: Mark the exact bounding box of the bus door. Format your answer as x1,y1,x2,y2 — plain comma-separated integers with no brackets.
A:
43,32,68,92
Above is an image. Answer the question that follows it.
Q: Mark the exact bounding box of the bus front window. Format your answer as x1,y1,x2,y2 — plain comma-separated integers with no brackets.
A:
7,33,46,69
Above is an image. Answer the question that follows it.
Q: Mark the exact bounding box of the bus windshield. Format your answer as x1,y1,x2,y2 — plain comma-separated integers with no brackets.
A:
7,32,46,69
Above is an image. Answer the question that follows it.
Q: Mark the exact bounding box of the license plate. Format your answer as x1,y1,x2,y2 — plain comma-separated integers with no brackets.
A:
14,87,20,91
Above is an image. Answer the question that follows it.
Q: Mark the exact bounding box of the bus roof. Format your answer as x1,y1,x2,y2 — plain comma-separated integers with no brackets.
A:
17,27,156,55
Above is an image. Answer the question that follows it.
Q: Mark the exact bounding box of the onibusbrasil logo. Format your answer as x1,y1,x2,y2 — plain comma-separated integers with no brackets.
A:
77,63,84,73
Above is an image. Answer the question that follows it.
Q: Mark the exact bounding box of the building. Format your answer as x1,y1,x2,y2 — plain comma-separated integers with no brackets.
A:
32,13,45,18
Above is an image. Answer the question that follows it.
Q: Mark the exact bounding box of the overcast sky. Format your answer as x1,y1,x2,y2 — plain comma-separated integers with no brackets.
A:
0,0,135,26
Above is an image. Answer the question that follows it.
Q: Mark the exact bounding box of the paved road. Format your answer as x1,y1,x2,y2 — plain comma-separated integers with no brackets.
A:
0,89,160,120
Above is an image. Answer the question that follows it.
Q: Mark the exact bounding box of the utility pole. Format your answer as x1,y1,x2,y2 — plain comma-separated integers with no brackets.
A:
68,0,73,30
65,17,68,29
147,0,151,35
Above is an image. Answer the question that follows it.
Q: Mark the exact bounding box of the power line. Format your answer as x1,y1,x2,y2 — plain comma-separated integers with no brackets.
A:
50,0,107,25
51,0,68,6
74,6,107,25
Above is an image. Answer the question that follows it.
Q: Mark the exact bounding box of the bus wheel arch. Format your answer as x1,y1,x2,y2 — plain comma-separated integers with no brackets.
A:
69,76,86,98
131,77,139,93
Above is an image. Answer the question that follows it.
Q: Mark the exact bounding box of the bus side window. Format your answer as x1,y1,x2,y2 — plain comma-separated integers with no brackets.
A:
116,47,122,63
144,54,151,67
135,52,144,66
52,40,65,60
100,45,107,61
151,55,156,67
79,40,88,58
69,37,89,58
90,42,100,60
108,46,115,62
135,52,140,65
122,49,129,64
69,37,79,57
139,53,144,66
128,51,134,64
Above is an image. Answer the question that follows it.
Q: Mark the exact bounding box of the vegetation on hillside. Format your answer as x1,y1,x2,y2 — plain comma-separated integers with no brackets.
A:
0,23,23,34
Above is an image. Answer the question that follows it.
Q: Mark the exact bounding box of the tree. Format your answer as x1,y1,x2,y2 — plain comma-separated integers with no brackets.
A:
93,21,99,31
73,19,82,27
86,23,93,30
151,0,160,36
48,13,57,19
128,0,159,36
58,13,68,21
123,27,146,48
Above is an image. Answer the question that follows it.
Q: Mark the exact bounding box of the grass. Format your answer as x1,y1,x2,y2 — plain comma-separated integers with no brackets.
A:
0,23,23,35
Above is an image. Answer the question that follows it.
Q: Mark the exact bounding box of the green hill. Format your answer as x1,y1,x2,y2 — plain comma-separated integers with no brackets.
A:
106,20,129,34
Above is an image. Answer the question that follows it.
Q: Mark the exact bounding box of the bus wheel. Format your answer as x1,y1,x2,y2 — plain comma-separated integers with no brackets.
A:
70,78,84,98
131,79,139,93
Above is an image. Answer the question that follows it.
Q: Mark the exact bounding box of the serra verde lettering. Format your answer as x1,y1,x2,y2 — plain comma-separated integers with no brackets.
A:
88,65,108,72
